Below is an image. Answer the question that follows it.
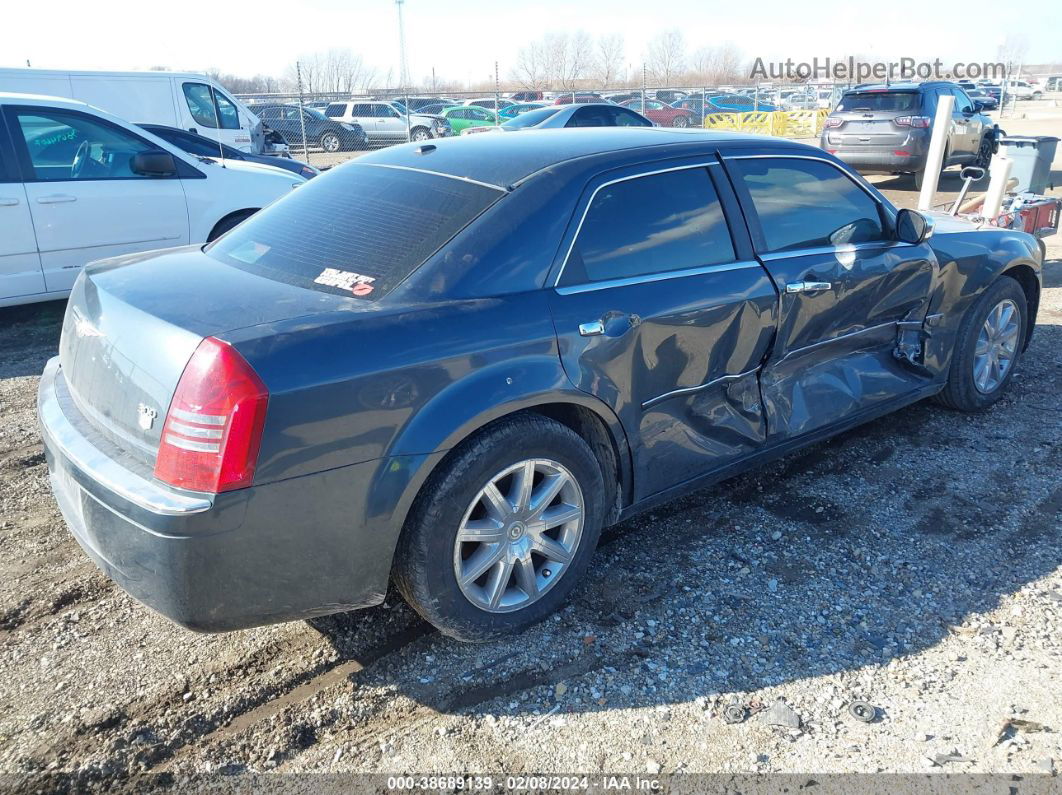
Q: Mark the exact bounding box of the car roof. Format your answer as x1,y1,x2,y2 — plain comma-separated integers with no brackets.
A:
0,91,95,110
355,127,809,188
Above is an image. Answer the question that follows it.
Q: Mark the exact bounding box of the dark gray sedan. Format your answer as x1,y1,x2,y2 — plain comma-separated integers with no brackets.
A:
38,129,1043,641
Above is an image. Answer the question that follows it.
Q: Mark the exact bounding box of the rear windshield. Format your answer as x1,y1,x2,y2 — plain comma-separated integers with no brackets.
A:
502,106,563,129
837,91,921,112
205,165,503,300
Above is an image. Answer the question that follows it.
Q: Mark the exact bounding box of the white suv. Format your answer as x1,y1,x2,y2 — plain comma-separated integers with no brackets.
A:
0,92,305,307
323,101,451,144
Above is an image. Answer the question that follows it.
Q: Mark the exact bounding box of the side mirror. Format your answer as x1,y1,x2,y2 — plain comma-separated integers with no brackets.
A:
972,100,986,112
896,208,934,244
131,150,177,177
960,165,986,182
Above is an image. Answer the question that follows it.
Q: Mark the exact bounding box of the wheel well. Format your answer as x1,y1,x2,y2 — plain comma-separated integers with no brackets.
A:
207,209,257,242
1001,264,1040,350
525,403,627,525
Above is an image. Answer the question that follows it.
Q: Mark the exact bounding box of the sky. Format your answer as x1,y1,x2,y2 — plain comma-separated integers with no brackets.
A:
3,0,1059,86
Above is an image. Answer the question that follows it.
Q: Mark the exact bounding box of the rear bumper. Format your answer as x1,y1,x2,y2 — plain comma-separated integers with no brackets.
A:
820,132,929,173
38,357,398,632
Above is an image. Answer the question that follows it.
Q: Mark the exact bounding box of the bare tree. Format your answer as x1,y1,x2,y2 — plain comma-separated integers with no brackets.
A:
645,29,686,86
512,40,549,89
286,49,377,96
544,31,593,89
593,34,626,88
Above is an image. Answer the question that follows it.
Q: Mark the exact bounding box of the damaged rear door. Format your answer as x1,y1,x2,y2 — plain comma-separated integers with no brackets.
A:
547,158,776,500
725,154,937,440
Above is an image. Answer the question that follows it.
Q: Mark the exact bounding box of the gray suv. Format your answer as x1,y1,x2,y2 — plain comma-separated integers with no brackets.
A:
820,81,996,189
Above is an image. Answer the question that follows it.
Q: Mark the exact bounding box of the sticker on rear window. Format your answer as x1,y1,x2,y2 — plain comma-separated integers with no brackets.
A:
314,267,376,297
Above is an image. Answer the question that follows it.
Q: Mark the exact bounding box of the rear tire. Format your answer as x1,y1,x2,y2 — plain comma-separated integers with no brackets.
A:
394,414,606,642
935,277,1027,411
672,115,690,128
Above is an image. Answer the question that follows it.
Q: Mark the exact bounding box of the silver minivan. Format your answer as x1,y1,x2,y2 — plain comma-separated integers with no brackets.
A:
324,101,451,144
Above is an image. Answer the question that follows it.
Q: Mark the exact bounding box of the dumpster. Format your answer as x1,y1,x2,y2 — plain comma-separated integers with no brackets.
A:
997,136,1059,193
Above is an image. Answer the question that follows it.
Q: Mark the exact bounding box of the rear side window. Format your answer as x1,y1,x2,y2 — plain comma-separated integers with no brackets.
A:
205,165,503,300
563,167,736,284
836,91,920,112
734,158,884,252
325,103,346,118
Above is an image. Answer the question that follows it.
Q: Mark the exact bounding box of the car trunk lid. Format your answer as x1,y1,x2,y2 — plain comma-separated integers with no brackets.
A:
826,90,923,148
58,247,354,465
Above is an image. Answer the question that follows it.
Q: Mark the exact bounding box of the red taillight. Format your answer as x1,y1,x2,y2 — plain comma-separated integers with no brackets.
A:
895,116,931,128
894,150,911,156
154,337,269,493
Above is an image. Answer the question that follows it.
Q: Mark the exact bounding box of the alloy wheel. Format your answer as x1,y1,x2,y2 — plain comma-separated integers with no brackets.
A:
973,298,1020,393
321,133,340,152
453,459,584,613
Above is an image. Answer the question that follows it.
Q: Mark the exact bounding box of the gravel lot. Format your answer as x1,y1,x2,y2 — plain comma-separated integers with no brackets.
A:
0,142,1060,791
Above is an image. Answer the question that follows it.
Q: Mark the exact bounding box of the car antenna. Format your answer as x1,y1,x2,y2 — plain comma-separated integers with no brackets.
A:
209,85,226,168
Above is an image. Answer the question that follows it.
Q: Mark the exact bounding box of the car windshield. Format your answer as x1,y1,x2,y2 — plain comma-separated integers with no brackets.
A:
501,107,563,129
837,91,921,112
205,165,503,300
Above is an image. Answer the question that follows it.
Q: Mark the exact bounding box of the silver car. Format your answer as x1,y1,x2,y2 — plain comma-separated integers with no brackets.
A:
462,103,652,135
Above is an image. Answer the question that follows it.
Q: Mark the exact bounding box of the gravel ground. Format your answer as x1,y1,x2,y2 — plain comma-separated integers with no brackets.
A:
0,153,1060,792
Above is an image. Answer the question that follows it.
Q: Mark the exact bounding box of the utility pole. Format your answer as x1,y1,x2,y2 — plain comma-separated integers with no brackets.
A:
295,61,309,162
641,64,647,109
395,0,411,140
494,61,500,125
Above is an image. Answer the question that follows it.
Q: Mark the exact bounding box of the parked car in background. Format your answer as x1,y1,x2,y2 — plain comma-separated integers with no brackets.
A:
439,106,498,134
38,128,1041,642
619,98,694,127
254,105,367,152
1008,80,1043,100
498,102,551,120
509,91,544,102
138,124,319,179
463,103,652,134
653,89,688,104
464,98,514,111
0,68,265,153
554,93,608,105
820,81,995,189
964,88,999,111
323,100,451,143
0,93,304,306
704,93,779,113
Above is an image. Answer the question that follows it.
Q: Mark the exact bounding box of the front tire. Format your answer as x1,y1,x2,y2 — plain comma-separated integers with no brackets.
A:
410,127,432,142
935,277,1027,411
394,414,606,642
319,132,341,152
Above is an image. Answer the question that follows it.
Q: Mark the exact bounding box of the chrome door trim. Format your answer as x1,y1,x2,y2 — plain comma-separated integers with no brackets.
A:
554,260,761,296
777,320,897,362
552,161,724,289
758,240,918,262
642,366,761,411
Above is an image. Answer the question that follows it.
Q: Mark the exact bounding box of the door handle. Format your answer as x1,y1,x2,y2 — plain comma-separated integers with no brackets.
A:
786,281,832,294
36,194,77,204
578,321,604,337
0,198,19,206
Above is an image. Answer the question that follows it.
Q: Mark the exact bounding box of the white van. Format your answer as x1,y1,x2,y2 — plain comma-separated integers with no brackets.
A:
0,92,304,307
0,68,264,153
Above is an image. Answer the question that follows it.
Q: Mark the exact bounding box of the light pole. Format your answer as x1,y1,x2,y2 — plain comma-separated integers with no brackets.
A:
395,0,411,139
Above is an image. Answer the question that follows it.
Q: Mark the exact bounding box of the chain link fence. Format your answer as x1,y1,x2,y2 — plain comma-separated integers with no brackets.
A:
235,83,854,166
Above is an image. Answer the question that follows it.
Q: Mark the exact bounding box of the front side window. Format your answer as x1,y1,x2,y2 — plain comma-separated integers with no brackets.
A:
213,91,240,130
183,83,238,129
564,167,736,284
734,158,884,252
953,89,974,113
15,110,158,181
